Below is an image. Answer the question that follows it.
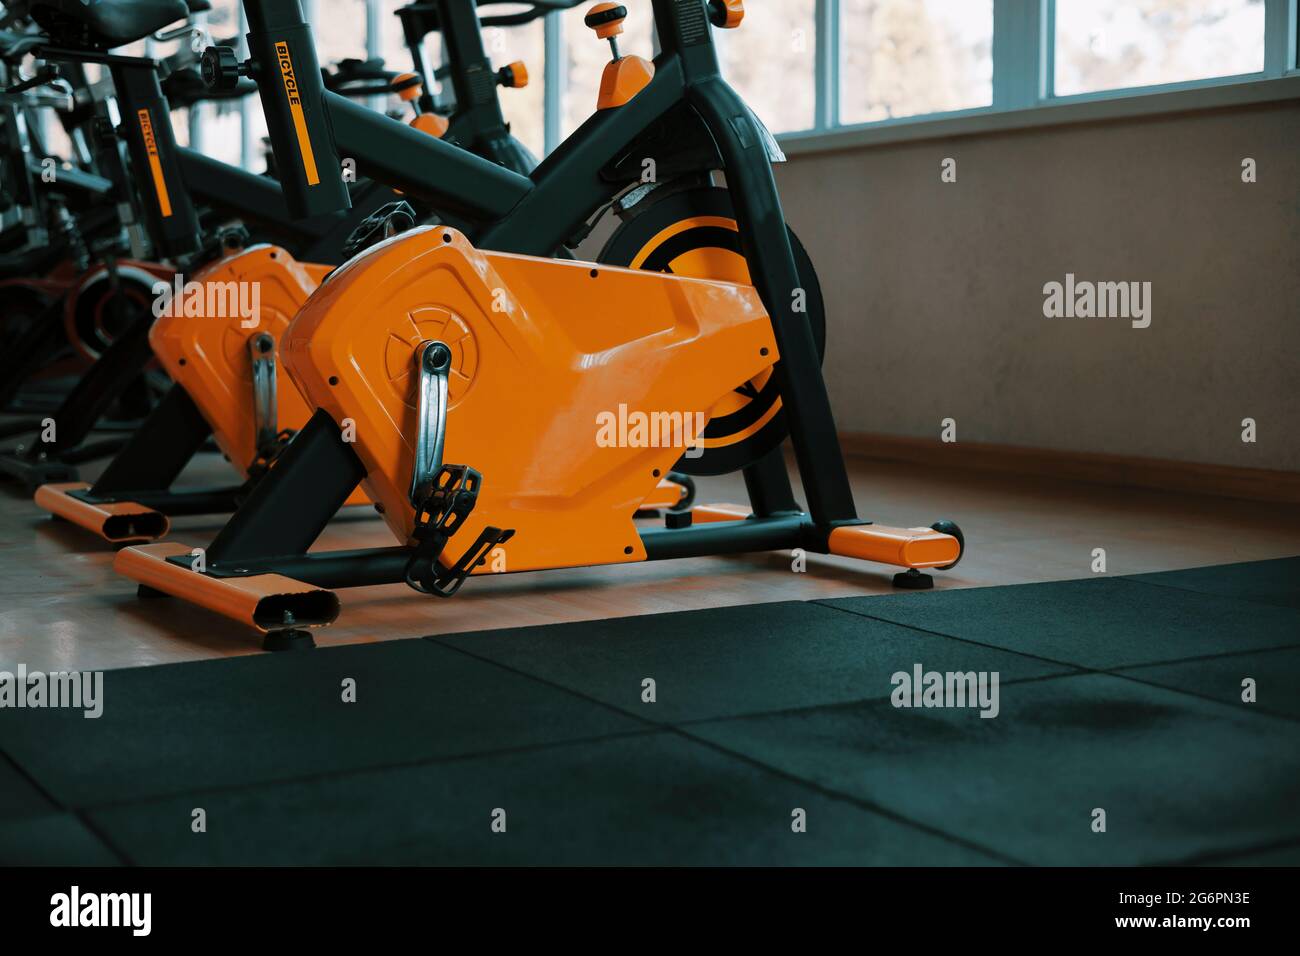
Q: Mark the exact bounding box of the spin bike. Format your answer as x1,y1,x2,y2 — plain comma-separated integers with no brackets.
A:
114,0,964,650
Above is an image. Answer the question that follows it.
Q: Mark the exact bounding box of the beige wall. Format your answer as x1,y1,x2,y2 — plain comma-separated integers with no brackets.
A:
774,99,1300,472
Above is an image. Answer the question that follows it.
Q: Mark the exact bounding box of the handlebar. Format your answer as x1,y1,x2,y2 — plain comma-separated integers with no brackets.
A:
397,0,584,30
324,60,422,99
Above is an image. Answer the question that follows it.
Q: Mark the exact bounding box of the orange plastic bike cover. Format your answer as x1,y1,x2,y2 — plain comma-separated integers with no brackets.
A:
148,245,331,477
281,227,778,572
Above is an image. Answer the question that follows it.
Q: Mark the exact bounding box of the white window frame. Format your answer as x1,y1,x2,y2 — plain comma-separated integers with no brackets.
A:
785,0,1299,153
228,0,1300,169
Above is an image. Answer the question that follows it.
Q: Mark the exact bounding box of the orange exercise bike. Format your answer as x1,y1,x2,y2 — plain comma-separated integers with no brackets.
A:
115,0,964,651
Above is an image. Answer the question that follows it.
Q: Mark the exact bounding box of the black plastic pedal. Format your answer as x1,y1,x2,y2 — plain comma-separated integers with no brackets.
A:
341,201,418,260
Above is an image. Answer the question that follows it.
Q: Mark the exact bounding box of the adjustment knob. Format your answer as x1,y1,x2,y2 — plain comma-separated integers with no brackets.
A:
200,46,243,91
496,61,528,89
584,3,627,40
392,72,423,102
708,0,745,29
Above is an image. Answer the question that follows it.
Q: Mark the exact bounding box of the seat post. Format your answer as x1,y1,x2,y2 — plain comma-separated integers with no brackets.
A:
240,0,350,217
109,60,202,257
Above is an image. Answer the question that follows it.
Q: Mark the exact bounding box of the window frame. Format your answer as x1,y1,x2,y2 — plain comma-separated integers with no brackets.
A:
221,0,1299,169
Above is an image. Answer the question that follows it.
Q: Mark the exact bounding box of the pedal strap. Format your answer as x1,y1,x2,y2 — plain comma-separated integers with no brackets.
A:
404,464,515,598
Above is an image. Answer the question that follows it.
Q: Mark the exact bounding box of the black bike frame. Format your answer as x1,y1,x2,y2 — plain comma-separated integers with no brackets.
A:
33,45,202,258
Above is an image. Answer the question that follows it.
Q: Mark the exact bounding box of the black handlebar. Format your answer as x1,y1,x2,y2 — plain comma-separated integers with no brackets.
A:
397,0,584,30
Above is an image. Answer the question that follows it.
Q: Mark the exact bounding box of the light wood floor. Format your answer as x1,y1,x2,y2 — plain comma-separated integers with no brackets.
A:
1,446,1297,672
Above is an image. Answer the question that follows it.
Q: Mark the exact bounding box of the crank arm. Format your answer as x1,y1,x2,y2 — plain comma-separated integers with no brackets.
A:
409,339,452,508
247,332,278,460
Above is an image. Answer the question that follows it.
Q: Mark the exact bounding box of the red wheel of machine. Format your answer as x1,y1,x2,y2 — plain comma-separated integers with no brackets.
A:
61,262,169,364
598,185,826,477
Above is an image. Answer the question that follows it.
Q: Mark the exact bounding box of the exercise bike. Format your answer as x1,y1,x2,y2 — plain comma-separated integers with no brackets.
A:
111,0,964,651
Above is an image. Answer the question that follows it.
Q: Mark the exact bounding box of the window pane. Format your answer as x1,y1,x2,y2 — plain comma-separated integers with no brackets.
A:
717,0,816,134
481,15,546,161
195,0,243,165
378,1,412,76
1054,0,1266,96
314,0,369,67
204,0,241,45
561,5,653,138
840,0,993,126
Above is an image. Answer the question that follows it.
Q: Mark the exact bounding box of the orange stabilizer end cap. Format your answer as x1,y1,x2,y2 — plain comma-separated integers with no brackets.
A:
410,112,449,138
690,503,752,524
597,55,654,110
828,525,960,570
34,482,169,543
114,542,340,633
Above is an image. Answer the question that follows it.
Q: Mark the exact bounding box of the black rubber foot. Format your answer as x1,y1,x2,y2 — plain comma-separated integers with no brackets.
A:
136,584,169,599
665,510,693,529
263,628,316,652
0,455,79,493
893,569,934,590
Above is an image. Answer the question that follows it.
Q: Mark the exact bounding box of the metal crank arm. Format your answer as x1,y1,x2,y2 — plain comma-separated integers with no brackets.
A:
409,340,453,508
248,332,279,461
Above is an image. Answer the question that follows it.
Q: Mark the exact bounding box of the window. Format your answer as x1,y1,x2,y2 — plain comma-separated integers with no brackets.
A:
840,0,993,124
716,0,818,134
313,0,370,67
378,1,416,80
161,0,1298,171
1054,0,1267,97
194,0,244,165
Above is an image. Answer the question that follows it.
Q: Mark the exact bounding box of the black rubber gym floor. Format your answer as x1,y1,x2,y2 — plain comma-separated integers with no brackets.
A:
1,558,1297,866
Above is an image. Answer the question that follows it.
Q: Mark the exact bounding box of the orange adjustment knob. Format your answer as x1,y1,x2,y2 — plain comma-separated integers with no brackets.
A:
392,72,422,102
497,61,528,89
391,72,448,139
709,0,744,28
410,112,449,138
585,3,627,41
